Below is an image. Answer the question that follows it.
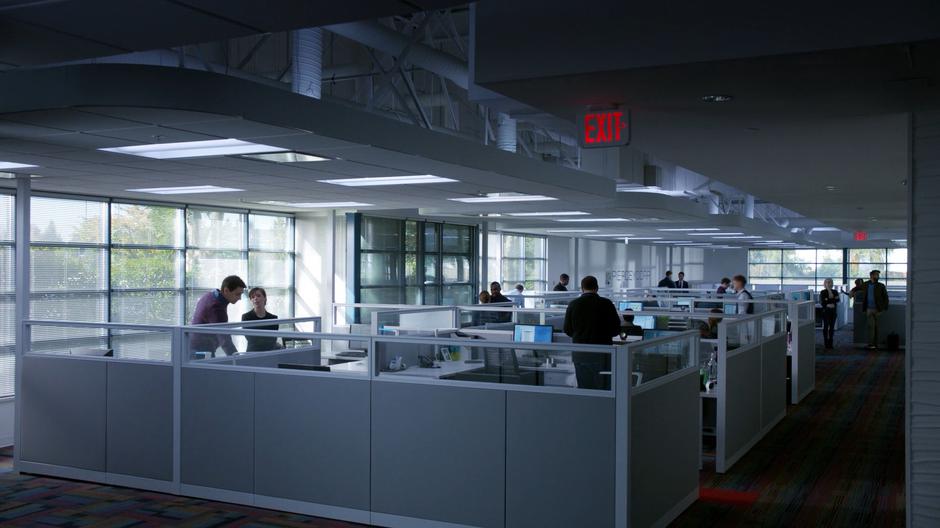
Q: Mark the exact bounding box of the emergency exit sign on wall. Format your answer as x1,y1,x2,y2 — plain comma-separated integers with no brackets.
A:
578,108,630,148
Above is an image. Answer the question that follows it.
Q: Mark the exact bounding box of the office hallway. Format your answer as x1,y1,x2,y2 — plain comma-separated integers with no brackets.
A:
0,327,904,527
672,327,905,527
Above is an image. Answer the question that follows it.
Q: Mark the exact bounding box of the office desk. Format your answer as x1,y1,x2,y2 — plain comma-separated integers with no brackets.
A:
329,360,368,374
383,360,479,379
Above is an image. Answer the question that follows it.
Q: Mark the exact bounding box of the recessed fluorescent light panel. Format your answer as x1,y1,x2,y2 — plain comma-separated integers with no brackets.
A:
254,201,372,208
688,232,743,236
586,234,636,237
127,185,243,195
321,175,457,187
556,218,631,223
625,237,663,241
712,235,763,239
449,194,556,203
546,229,598,233
0,161,38,170
507,211,588,217
101,139,287,159
240,151,330,163
657,227,720,232
653,240,691,244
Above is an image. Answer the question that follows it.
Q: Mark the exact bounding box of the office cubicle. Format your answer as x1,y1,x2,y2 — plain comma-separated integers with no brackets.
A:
708,309,788,473
17,318,702,528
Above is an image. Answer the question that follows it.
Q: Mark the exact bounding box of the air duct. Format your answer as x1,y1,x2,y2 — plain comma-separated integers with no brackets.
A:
496,113,517,153
325,20,469,89
743,194,755,219
292,28,323,99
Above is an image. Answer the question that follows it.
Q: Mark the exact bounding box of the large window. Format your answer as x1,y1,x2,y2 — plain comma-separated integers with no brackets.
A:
25,197,294,358
0,194,13,398
487,232,548,291
355,214,475,307
748,248,907,290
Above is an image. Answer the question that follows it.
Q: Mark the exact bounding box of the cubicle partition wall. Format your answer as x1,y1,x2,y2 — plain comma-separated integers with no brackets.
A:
711,309,788,473
17,319,701,528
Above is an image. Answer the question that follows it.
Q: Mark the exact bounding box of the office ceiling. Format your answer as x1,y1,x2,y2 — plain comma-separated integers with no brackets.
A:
472,2,940,235
0,0,466,68
0,63,808,247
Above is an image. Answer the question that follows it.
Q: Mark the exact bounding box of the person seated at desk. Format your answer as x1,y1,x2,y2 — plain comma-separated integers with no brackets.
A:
696,308,724,339
473,291,499,326
620,310,644,337
190,275,245,357
242,287,281,352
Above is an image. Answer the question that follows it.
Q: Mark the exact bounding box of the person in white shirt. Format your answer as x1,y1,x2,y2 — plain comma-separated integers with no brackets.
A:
733,274,754,315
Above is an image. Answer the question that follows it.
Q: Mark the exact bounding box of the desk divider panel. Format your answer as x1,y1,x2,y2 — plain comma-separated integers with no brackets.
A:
760,334,788,431
20,355,107,471
371,382,506,528
180,367,254,493
253,373,370,510
630,369,700,528
106,361,173,481
796,321,816,402
505,391,615,528
720,344,762,473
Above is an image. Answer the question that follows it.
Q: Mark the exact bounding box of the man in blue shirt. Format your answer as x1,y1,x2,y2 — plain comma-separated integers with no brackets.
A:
861,270,890,350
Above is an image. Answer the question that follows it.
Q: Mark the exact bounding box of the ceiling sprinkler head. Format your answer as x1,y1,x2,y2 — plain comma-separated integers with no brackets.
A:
701,95,733,103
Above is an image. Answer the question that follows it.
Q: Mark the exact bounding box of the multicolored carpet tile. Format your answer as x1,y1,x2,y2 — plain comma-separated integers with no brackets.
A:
0,328,903,527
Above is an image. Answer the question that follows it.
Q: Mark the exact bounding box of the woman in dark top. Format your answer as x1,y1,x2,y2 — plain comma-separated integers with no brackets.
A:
242,287,280,352
819,278,840,349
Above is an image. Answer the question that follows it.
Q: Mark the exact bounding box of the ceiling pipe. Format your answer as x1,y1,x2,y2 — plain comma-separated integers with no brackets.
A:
292,28,323,99
495,112,517,153
743,194,755,219
325,20,469,89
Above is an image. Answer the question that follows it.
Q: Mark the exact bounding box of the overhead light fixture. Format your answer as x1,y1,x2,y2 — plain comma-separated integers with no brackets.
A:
0,161,38,170
688,232,743,236
653,240,691,244
546,229,599,233
625,237,663,241
127,185,244,195
825,185,839,192
101,138,287,159
556,218,631,223
657,227,720,232
586,233,636,237
712,235,763,239
321,175,457,187
809,227,841,233
701,95,733,103
507,211,588,217
754,240,785,244
0,173,42,179
240,151,330,163
253,200,372,208
448,193,556,203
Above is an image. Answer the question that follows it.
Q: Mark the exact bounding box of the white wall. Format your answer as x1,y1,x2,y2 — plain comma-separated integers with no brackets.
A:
546,236,574,288
0,399,13,447
294,212,346,331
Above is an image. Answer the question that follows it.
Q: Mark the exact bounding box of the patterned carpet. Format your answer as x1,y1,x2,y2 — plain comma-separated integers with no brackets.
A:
0,328,903,527
672,327,905,527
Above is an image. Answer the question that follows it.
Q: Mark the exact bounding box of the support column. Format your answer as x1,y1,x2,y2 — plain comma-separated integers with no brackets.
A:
13,175,30,466
908,111,940,526
480,221,489,292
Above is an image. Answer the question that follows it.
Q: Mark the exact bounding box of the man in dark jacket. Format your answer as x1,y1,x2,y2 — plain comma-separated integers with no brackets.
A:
563,275,621,389
553,273,570,291
674,272,690,289
190,275,246,357
658,271,675,288
861,269,890,349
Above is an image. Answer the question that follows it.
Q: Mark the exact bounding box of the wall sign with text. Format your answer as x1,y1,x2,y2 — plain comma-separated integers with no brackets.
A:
578,109,630,148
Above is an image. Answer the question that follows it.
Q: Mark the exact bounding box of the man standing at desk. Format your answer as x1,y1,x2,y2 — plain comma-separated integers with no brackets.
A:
553,273,570,291
658,270,676,288
563,275,621,389
674,272,690,289
190,275,246,357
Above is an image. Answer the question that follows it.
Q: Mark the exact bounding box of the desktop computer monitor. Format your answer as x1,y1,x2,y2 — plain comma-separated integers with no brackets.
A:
723,303,737,315
513,324,553,343
618,301,629,311
676,297,693,309
633,315,655,329
618,301,644,312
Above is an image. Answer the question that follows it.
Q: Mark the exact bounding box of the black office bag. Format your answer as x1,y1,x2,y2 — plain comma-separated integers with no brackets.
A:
886,332,900,351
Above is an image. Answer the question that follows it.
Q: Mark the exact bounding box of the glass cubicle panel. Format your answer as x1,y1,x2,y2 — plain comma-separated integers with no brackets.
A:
373,335,614,391
724,317,759,351
629,331,697,386
25,321,174,362
761,310,788,338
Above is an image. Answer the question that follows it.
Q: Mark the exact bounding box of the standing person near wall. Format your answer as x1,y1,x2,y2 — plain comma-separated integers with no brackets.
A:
658,270,676,288
861,270,889,350
563,275,621,390
190,275,246,357
732,275,754,315
674,272,690,289
553,273,570,291
819,278,840,350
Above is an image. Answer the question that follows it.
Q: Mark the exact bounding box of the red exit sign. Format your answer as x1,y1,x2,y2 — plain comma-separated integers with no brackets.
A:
579,109,630,148
854,231,868,241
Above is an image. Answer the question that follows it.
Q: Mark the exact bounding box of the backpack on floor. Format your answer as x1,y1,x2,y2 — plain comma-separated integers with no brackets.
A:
886,332,900,351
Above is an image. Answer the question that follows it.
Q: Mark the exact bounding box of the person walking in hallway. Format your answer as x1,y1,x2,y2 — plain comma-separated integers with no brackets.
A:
563,275,621,390
674,271,690,289
862,270,889,349
819,278,839,349
658,270,676,288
